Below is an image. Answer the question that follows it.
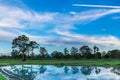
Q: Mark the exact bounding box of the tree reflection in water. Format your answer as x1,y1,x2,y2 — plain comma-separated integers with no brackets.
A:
111,66,120,75
39,65,47,74
64,66,69,74
95,67,101,74
71,66,79,74
80,66,101,75
80,66,94,75
7,65,47,80
3,65,104,80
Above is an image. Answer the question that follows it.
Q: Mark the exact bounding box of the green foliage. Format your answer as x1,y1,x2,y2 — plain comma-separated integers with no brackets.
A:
29,41,39,59
108,49,120,59
12,35,39,61
80,45,92,58
12,35,29,61
93,52,101,59
39,47,48,58
51,51,63,59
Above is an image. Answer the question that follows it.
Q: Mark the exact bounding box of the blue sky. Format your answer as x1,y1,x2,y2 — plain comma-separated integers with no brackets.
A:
0,0,120,55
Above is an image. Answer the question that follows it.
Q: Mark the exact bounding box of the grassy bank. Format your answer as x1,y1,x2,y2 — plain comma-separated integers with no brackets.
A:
0,74,7,80
0,59,120,66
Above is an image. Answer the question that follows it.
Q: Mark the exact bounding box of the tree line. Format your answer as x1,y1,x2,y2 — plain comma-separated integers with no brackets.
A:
7,35,120,61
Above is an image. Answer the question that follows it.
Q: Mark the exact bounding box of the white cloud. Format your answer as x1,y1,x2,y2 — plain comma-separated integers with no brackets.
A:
54,29,120,47
0,29,17,42
73,4,120,9
70,9,120,23
0,5,56,29
70,11,76,15
1,2,120,50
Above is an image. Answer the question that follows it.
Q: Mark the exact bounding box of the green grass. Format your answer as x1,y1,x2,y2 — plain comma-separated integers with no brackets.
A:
0,74,7,80
0,59,120,66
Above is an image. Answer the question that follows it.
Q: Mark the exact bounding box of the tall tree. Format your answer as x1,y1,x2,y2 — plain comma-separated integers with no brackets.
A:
70,47,78,57
39,47,48,58
64,48,69,56
93,46,99,54
80,45,92,58
51,51,63,59
11,50,19,59
93,46,101,59
29,41,39,59
12,35,29,61
70,47,81,59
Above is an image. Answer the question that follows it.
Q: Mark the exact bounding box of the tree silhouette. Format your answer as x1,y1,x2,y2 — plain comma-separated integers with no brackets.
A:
11,50,19,59
51,51,63,59
64,48,69,56
80,45,92,58
40,47,48,58
70,47,80,58
29,41,39,59
108,49,120,58
12,35,29,61
63,48,70,59
93,46,99,54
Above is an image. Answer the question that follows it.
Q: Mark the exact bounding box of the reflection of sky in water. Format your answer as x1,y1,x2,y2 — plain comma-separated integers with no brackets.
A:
2,65,120,80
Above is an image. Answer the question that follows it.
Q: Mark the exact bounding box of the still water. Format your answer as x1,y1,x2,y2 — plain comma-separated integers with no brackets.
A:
1,65,120,80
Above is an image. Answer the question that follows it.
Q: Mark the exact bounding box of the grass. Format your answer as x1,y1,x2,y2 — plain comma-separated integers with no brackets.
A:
0,59,120,66
0,74,7,80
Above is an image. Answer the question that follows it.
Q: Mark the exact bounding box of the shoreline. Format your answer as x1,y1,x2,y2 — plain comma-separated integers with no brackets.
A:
0,59,120,67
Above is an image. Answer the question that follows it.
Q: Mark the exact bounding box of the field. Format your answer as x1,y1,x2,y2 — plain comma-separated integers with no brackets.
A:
0,59,120,66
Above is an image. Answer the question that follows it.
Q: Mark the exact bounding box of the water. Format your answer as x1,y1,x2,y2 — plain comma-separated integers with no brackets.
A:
1,65,120,80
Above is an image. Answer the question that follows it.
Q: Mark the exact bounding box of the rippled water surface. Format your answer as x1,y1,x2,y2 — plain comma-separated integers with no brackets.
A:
2,65,120,80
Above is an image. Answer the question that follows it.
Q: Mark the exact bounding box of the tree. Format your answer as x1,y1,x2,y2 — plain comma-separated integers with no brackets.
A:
70,47,78,58
108,49,120,58
39,47,48,58
11,50,19,59
12,35,29,61
64,48,69,56
80,45,92,58
51,51,63,59
94,52,101,59
93,46,99,54
29,41,39,59
63,48,69,58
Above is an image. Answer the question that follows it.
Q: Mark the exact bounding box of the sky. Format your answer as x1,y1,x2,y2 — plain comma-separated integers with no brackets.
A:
0,0,120,55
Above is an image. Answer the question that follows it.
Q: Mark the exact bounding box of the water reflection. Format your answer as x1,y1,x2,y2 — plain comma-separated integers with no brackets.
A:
81,66,94,75
64,66,69,74
111,66,120,75
71,66,79,74
1,65,120,80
